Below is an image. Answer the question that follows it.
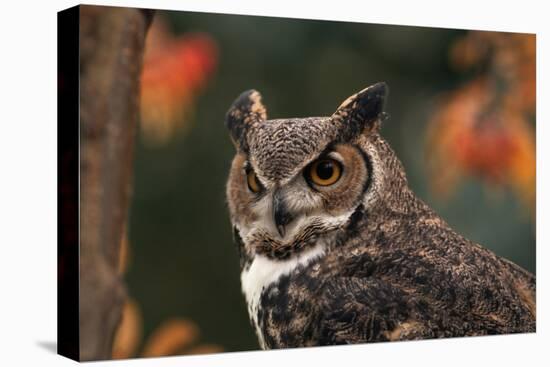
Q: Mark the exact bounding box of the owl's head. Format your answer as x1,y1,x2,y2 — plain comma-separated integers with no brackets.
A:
225,83,409,263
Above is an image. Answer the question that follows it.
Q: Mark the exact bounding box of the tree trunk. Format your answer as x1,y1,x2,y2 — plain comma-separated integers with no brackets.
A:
78,5,153,361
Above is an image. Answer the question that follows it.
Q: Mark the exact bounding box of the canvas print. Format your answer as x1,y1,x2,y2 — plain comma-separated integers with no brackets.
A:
58,4,536,362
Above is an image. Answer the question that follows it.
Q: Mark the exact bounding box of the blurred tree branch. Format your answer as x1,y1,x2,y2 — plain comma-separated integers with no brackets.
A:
79,5,153,361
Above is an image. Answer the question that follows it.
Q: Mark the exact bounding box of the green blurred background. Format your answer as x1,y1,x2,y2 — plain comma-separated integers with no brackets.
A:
125,10,535,354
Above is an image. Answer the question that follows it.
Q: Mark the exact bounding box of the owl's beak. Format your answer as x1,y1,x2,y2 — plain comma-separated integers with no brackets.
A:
272,190,293,238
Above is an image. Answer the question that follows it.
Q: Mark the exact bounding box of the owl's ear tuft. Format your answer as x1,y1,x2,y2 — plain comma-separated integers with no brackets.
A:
225,89,267,151
332,82,388,138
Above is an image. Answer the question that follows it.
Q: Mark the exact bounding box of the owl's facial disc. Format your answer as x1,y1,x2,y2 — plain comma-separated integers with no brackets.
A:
227,144,369,260
226,83,386,260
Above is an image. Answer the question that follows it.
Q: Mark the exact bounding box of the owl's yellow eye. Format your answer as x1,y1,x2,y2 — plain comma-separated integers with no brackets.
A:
246,170,262,193
307,159,342,186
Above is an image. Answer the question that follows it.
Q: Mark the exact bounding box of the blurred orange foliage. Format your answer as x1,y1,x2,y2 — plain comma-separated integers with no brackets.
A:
112,299,224,359
140,17,218,144
113,230,223,359
112,299,142,359
427,32,535,210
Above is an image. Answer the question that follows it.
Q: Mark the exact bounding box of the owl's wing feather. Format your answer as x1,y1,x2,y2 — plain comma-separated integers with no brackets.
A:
306,243,536,345
311,275,434,344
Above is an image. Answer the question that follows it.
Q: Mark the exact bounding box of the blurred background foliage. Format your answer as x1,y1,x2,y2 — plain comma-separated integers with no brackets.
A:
115,10,535,358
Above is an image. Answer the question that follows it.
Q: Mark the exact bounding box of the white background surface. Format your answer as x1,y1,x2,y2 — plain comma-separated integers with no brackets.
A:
0,0,547,366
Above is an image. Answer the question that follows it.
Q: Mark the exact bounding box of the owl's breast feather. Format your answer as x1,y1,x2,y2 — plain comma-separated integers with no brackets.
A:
240,243,326,349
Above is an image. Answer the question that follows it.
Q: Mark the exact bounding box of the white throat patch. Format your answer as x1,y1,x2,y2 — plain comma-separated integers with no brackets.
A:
240,244,327,349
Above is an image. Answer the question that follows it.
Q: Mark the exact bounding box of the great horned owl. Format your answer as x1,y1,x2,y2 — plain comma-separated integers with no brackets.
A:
224,82,536,349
